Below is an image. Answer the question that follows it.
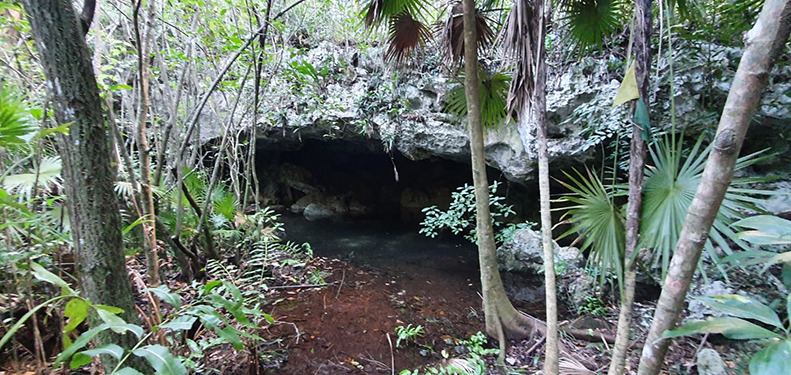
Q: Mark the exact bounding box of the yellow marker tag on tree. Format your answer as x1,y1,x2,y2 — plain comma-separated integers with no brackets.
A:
613,61,640,107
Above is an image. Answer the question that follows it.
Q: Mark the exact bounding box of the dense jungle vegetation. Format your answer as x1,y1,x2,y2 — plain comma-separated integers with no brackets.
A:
0,0,790,374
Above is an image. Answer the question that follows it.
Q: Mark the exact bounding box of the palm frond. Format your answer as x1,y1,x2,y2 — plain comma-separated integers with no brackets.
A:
444,66,511,129
0,86,35,148
361,0,430,28
501,0,539,118
438,2,495,65
556,168,626,287
558,0,626,53
385,12,432,62
2,156,63,199
640,135,772,279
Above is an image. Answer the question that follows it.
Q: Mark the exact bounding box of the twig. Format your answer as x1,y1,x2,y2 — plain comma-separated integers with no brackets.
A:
694,333,710,356
525,336,546,357
386,333,395,375
269,282,337,290
335,269,346,299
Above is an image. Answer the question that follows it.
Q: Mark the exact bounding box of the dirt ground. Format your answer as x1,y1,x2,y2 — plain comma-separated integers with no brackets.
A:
269,254,488,374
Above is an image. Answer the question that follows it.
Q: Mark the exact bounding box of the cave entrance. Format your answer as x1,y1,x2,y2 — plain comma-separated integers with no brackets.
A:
255,138,535,227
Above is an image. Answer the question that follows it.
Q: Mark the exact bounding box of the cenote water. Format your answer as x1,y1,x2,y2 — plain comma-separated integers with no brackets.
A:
280,214,479,270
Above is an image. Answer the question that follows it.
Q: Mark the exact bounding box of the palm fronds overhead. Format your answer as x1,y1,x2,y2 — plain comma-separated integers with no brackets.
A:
444,66,511,129
361,0,431,62
385,12,432,62
361,0,428,28
500,0,540,118
438,2,495,64
559,0,626,53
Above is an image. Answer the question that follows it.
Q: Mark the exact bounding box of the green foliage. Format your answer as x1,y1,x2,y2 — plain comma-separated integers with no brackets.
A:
0,85,35,148
557,135,771,285
666,216,791,375
2,155,62,200
666,294,791,375
399,332,498,375
420,181,523,245
444,67,512,129
558,0,627,53
557,167,625,286
578,296,608,316
395,324,424,347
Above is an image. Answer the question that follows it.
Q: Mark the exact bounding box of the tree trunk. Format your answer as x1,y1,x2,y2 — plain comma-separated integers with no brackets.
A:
21,0,148,372
461,0,545,352
530,0,558,373
133,0,160,287
636,2,791,374
608,1,652,374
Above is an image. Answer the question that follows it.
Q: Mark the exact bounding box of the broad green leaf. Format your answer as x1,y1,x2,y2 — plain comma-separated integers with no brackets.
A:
95,307,126,331
69,353,93,369
64,298,91,334
70,344,124,369
159,316,197,332
94,304,124,314
734,215,791,245
215,326,244,350
698,295,783,328
132,345,188,375
144,285,181,309
750,340,791,375
111,368,145,375
634,98,651,142
203,280,222,295
55,323,143,366
109,84,133,91
31,262,76,295
665,317,782,340
613,61,639,107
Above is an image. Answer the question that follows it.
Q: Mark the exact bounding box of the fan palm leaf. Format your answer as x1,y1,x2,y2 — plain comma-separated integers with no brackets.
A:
639,135,771,279
438,2,495,64
361,0,429,28
556,167,626,286
558,0,626,53
385,12,432,62
0,86,35,148
2,156,62,200
444,66,511,129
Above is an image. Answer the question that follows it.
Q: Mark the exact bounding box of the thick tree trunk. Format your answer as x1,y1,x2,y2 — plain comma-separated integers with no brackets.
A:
608,1,652,374
21,0,148,372
461,0,544,351
636,2,791,374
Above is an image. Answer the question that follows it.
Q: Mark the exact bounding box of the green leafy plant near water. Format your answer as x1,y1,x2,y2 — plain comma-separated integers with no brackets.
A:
420,181,534,245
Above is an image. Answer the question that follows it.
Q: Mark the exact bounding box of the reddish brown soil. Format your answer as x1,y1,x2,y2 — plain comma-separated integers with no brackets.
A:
269,255,487,374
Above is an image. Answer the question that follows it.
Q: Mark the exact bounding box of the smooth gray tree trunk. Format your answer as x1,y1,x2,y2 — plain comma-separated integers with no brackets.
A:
636,1,791,374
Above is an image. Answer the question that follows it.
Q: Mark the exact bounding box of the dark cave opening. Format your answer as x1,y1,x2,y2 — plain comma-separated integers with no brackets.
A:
254,138,538,227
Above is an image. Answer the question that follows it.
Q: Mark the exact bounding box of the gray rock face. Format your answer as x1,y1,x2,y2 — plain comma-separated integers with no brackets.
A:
203,41,789,183
303,203,336,221
497,228,579,273
696,349,726,375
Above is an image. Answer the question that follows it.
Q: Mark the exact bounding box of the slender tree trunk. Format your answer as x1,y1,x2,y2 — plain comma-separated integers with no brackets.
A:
21,0,148,372
461,0,545,354
133,0,160,287
608,1,652,374
530,0,558,373
636,2,791,374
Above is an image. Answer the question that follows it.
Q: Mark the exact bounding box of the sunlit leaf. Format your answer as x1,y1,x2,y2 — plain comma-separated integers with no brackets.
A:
750,340,791,375
665,317,782,340
132,345,188,375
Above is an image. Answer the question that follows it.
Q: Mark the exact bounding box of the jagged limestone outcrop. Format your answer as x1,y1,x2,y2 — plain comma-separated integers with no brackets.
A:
203,41,790,182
